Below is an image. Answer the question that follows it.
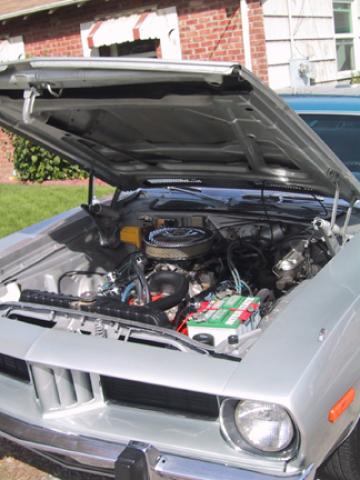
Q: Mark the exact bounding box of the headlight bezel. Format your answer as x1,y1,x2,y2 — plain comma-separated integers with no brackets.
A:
220,398,299,460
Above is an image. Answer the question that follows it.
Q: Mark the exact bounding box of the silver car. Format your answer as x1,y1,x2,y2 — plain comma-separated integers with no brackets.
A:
0,58,359,480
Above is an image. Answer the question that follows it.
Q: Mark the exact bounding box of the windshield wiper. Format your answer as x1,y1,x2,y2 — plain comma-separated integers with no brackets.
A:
159,187,325,219
242,192,334,218
166,186,231,208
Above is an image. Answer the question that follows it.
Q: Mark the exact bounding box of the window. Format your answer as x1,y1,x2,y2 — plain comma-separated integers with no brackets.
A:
80,7,181,60
333,1,355,71
98,39,160,58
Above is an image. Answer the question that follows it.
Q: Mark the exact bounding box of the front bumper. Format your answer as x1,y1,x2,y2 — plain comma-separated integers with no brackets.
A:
0,411,313,480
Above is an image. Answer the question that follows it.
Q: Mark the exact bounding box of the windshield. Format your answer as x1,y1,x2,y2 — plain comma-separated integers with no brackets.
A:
141,186,347,221
300,113,360,181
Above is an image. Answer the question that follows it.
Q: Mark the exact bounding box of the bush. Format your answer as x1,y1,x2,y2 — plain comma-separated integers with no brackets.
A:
12,135,88,182
351,72,360,84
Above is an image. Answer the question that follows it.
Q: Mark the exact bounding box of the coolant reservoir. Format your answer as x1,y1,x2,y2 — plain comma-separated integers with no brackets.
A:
120,226,142,249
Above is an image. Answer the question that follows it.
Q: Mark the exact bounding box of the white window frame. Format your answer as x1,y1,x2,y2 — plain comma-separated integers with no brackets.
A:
333,0,360,78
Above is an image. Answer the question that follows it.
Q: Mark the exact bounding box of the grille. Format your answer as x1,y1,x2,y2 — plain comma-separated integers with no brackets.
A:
31,364,95,412
101,376,219,419
0,353,30,382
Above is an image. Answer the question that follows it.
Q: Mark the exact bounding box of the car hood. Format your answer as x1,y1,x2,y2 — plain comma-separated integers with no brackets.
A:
0,57,359,201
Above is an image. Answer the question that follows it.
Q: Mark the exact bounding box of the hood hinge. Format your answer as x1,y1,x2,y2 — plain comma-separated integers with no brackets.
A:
330,184,354,242
313,184,341,255
313,184,353,255
22,86,40,124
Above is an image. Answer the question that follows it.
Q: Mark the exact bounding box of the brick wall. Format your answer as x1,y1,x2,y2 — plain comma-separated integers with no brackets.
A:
248,0,268,82
0,129,13,181
0,0,268,181
180,1,244,62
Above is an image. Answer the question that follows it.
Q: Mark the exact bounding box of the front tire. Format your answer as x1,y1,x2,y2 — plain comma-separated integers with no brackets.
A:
319,423,360,480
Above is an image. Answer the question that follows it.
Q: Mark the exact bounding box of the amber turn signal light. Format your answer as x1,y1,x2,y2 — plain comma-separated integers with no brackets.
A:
328,388,355,423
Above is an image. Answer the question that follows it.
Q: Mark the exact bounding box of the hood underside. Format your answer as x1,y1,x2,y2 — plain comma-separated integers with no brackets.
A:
0,58,359,201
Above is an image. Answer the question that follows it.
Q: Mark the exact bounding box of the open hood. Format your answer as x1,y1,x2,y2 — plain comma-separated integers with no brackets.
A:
0,57,359,201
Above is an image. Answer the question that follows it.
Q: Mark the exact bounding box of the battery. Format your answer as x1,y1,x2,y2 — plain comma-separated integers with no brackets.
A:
187,295,261,346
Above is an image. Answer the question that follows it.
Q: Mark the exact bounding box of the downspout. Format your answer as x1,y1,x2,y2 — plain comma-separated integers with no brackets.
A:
240,0,252,70
287,0,295,59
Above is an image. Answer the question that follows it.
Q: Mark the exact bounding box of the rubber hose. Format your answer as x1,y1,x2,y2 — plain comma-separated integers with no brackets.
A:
131,256,151,304
148,271,189,311
121,281,136,302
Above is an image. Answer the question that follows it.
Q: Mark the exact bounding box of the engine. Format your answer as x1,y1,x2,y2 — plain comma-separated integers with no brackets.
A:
86,220,329,347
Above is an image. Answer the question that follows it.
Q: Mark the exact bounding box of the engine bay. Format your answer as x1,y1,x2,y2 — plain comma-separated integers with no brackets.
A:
92,219,328,339
2,188,336,359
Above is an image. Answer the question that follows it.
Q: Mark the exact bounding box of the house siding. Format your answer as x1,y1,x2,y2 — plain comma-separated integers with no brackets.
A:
262,0,360,89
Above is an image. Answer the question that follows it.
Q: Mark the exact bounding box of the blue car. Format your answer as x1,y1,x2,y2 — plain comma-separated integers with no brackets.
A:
282,88,360,182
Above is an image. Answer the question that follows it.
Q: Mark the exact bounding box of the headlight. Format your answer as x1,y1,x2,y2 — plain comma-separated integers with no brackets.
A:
220,399,297,458
234,400,294,452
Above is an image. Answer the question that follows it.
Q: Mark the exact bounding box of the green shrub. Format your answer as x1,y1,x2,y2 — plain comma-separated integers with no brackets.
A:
351,72,360,84
12,135,88,182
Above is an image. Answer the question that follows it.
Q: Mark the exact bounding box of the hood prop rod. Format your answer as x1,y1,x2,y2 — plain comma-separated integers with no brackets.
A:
341,202,353,243
88,172,95,208
330,183,340,231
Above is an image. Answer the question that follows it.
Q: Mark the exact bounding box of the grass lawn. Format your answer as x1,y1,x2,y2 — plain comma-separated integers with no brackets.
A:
0,183,114,238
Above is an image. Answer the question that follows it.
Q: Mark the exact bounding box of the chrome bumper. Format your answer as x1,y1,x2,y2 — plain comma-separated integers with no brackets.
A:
0,411,312,480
